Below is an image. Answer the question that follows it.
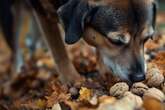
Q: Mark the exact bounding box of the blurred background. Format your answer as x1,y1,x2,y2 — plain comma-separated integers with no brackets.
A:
157,0,165,33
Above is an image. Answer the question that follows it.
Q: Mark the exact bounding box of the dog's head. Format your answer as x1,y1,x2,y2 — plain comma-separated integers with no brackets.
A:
57,0,157,82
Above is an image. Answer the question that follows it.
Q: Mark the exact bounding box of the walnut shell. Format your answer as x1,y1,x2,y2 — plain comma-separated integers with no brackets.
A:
98,95,117,105
143,97,165,110
143,88,165,102
131,82,149,96
124,92,143,108
146,68,164,87
98,95,136,110
109,82,129,98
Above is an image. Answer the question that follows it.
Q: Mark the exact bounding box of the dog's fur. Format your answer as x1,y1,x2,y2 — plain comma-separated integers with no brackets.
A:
0,0,157,84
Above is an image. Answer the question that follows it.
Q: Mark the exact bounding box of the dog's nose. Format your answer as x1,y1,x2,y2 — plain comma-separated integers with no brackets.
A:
129,73,146,82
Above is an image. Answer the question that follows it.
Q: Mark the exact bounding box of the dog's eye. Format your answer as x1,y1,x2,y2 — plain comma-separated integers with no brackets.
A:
107,34,126,46
107,33,131,46
109,39,124,46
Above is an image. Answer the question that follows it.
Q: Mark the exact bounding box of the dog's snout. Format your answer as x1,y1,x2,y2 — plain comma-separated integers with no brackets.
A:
129,73,146,82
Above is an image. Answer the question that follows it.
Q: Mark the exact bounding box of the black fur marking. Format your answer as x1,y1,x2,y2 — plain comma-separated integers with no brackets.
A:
58,0,97,44
29,0,47,16
90,6,128,37
152,1,158,29
0,0,15,51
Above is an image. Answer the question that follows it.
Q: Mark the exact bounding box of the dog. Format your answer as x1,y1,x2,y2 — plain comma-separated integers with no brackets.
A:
0,0,157,84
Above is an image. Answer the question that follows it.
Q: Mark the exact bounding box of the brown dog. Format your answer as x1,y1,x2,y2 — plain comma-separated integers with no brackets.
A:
0,0,157,84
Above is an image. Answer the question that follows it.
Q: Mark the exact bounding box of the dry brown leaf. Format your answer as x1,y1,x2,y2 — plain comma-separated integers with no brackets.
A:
46,83,70,107
151,52,165,76
79,87,93,102
145,39,160,50
35,99,47,108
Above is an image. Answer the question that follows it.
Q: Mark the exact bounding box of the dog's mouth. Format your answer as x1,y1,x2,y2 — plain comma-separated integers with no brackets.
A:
104,60,146,83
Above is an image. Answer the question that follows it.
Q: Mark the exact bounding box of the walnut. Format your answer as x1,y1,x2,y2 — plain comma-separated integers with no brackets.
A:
146,67,164,87
109,82,129,98
98,96,117,105
98,95,136,110
131,82,149,96
124,92,143,108
161,82,165,94
143,88,165,102
143,97,165,110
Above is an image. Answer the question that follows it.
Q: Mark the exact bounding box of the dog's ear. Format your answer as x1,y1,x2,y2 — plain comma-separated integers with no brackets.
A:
152,0,158,29
57,0,98,44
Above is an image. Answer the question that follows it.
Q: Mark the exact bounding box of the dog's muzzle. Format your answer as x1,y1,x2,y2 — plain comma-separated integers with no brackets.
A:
129,72,146,82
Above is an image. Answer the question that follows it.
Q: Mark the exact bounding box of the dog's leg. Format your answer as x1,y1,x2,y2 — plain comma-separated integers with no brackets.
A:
39,17,83,84
31,11,83,84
